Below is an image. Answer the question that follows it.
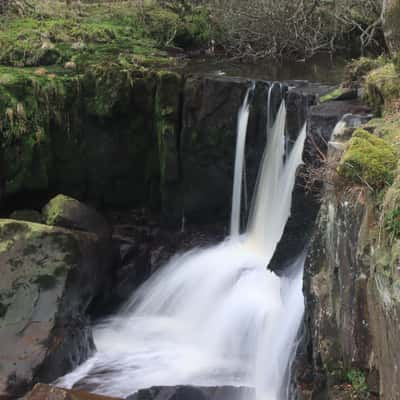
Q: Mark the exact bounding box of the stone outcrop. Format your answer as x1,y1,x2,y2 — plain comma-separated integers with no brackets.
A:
0,65,331,227
42,194,111,239
107,209,224,308
0,217,113,398
270,100,371,273
297,119,400,400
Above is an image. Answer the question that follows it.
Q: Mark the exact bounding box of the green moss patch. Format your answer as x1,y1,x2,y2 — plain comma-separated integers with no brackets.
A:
363,63,400,115
0,1,212,70
338,128,397,190
343,56,387,88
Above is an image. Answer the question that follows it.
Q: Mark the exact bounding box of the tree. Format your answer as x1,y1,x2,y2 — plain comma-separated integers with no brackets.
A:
205,0,384,60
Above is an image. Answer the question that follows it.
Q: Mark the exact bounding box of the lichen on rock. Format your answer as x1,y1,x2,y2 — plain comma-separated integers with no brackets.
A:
0,218,112,397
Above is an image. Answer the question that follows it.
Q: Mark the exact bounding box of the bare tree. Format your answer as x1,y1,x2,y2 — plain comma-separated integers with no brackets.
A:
206,0,383,60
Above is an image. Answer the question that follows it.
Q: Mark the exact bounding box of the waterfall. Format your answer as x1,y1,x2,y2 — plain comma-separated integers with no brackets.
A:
58,89,307,400
246,103,307,261
231,82,254,237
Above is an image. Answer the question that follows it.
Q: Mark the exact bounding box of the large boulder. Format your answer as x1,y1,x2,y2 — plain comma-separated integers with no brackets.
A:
0,219,113,398
42,194,111,239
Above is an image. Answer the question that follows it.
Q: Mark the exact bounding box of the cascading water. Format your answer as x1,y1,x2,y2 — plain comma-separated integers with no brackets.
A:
59,87,307,400
231,82,254,237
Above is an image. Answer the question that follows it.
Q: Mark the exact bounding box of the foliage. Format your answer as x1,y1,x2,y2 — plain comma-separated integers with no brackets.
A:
346,369,369,398
385,206,400,240
0,1,212,70
338,128,397,190
363,63,400,115
343,56,387,87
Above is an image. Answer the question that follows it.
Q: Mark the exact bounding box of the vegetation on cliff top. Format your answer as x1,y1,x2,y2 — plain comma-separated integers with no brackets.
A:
0,0,212,70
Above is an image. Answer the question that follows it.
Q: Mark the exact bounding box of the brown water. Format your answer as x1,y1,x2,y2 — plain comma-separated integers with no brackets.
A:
181,54,347,85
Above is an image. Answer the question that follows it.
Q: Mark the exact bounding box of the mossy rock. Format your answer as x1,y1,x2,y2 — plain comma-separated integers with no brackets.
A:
338,128,397,190
363,63,400,115
320,86,357,103
343,56,387,88
42,194,111,238
364,117,400,150
0,218,112,397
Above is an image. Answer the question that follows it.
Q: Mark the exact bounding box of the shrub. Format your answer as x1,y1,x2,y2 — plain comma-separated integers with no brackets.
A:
385,206,400,240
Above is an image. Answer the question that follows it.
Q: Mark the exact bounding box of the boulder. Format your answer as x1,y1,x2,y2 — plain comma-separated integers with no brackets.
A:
128,386,252,400
25,383,121,400
42,194,111,239
0,219,113,398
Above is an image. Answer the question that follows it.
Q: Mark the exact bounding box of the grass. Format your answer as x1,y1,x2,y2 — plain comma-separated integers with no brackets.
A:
0,0,211,70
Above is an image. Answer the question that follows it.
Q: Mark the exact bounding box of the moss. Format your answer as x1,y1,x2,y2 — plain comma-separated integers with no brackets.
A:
0,2,188,70
363,63,400,115
365,116,400,150
338,128,397,190
175,9,212,48
42,194,72,226
320,86,355,103
343,56,387,88
0,67,75,195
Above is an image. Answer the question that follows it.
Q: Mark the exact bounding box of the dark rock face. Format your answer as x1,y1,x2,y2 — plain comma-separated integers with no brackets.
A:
180,76,249,223
0,69,335,230
107,209,224,308
0,219,113,398
128,386,252,400
297,128,400,399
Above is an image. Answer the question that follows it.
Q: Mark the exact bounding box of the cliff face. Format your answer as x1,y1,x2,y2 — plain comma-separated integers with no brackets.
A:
0,66,320,226
299,125,400,400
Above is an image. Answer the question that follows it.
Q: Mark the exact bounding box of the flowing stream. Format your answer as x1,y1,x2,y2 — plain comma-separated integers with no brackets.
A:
59,86,307,400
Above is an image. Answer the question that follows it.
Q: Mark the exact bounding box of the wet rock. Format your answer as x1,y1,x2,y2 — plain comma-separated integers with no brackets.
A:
298,124,399,399
42,194,111,239
0,219,113,398
25,383,121,400
269,102,370,274
180,75,249,223
107,209,224,308
128,386,252,400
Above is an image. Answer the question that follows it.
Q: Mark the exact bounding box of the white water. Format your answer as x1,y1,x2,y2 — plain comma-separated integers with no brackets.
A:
59,94,307,400
247,103,307,260
231,83,254,237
